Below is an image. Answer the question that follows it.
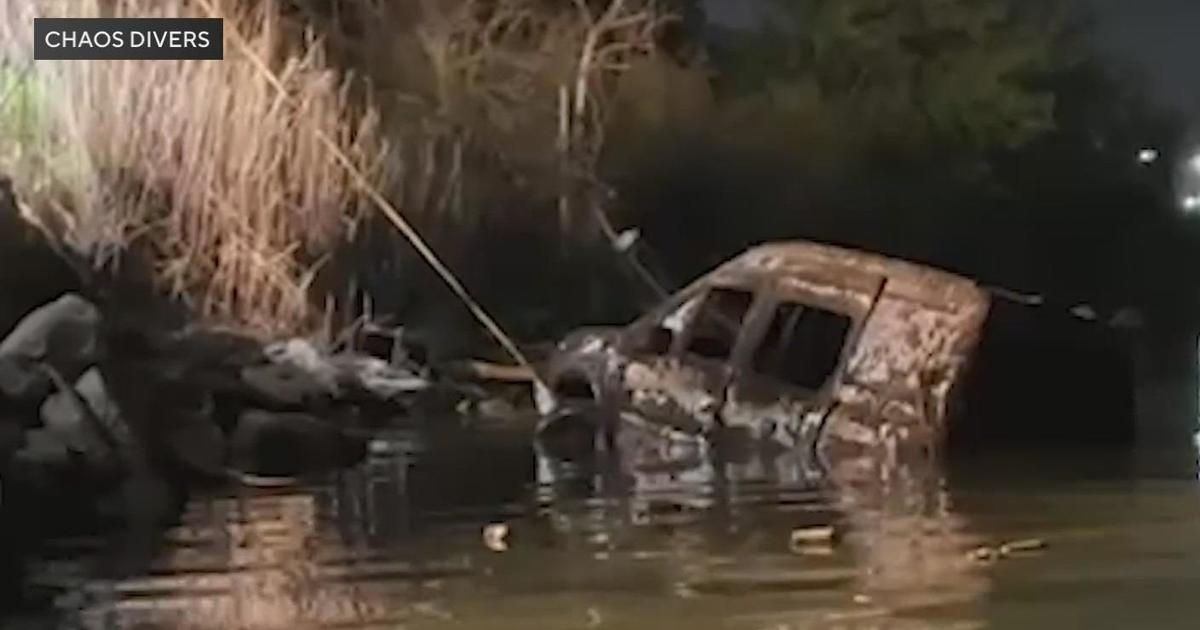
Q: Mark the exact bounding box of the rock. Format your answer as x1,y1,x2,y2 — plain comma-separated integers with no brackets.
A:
240,363,333,409
0,419,25,463
163,328,266,372
242,340,430,410
5,428,73,508
331,355,430,399
39,368,134,476
9,427,70,470
0,354,51,406
74,369,132,442
0,293,102,382
264,338,339,393
41,390,115,472
230,410,366,477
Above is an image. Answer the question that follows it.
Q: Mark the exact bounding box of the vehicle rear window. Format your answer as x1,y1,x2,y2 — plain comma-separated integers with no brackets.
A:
753,302,851,390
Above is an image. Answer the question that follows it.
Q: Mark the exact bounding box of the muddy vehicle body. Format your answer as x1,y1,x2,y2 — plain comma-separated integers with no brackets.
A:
535,241,991,481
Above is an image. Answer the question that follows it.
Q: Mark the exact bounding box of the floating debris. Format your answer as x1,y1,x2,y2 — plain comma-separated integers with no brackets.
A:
1000,538,1047,556
483,523,510,552
789,525,837,554
968,546,998,563
790,525,836,544
969,538,1047,563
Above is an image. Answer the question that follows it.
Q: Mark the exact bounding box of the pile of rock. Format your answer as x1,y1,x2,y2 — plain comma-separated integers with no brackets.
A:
0,291,442,536
0,294,154,534
0,176,539,547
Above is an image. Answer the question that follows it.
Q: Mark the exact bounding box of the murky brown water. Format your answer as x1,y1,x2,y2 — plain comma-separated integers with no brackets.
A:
14,423,1200,630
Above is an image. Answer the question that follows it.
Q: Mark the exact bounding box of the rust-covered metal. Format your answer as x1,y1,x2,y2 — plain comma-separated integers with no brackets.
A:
535,240,991,483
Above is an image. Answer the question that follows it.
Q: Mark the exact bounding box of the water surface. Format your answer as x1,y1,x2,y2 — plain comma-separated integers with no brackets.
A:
17,424,1200,630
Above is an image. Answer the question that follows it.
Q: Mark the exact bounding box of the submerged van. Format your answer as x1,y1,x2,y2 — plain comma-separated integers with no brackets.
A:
535,241,991,479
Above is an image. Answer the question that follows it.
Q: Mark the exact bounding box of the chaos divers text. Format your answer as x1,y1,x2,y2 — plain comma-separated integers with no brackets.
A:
33,18,223,60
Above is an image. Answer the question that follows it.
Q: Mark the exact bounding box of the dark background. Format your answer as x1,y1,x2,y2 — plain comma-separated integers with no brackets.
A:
706,0,1200,115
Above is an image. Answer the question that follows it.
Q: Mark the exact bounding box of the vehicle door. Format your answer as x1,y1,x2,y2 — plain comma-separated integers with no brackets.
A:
720,293,859,461
617,283,760,436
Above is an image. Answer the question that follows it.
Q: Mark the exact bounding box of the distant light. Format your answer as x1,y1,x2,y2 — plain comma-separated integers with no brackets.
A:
1183,195,1200,212
1138,148,1159,164
1190,154,1200,174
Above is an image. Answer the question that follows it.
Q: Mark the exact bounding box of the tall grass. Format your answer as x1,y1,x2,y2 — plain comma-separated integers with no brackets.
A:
0,0,384,336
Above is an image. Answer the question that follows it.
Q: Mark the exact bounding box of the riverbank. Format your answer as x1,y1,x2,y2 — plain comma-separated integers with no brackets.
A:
0,177,546,610
0,286,546,608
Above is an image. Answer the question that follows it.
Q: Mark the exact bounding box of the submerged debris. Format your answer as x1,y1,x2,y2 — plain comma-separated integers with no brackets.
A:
251,337,432,406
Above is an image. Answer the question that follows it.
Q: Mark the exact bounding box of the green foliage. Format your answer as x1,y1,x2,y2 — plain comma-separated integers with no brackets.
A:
712,0,1063,157
0,64,92,204
0,65,43,148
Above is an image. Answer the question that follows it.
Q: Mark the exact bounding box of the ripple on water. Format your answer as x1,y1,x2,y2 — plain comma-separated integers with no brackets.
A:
27,432,1123,630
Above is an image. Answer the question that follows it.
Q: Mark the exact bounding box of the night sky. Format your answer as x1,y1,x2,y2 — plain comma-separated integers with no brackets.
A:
703,0,1200,114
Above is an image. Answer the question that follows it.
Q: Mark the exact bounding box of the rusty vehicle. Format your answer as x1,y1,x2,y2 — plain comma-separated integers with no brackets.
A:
534,240,991,482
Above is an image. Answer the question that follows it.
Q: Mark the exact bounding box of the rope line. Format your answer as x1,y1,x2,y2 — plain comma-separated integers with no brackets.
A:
197,0,547,390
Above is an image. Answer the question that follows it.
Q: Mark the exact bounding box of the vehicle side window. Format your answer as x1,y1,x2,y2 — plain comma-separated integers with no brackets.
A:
685,287,754,361
753,302,851,390
633,294,700,356
637,325,674,355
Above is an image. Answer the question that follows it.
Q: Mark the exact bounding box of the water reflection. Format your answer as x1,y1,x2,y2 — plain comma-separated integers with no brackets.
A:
40,422,991,629
538,421,990,628
68,441,471,628
837,464,988,618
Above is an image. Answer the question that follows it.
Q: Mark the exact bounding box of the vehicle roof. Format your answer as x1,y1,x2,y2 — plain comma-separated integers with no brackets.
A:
713,240,989,312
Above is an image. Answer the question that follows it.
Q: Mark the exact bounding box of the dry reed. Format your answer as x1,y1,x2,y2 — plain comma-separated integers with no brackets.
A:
0,0,384,336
